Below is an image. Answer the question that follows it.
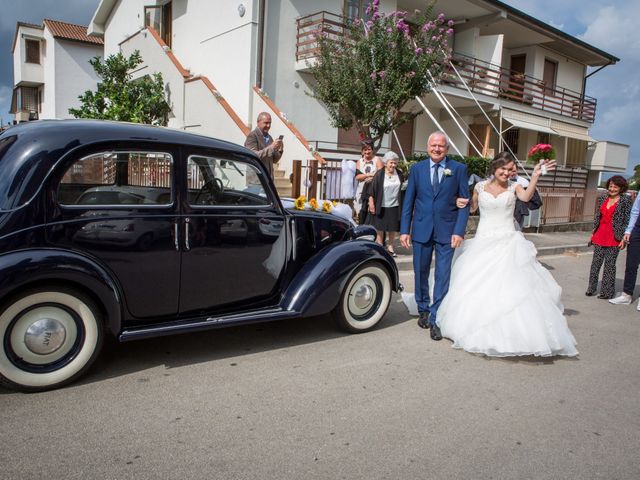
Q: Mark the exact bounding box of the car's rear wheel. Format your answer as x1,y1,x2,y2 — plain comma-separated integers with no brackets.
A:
333,263,392,333
0,288,103,392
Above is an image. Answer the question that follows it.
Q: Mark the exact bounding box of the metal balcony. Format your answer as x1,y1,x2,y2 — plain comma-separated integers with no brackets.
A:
295,12,597,123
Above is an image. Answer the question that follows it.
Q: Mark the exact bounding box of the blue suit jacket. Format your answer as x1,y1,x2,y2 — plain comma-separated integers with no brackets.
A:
400,157,470,243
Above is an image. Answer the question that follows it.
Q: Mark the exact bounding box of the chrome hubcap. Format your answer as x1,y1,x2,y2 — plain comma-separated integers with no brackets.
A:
24,318,67,355
353,284,374,310
348,275,379,318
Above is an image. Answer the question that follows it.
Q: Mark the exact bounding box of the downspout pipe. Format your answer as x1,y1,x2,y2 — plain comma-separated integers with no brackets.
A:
581,60,613,104
256,0,266,88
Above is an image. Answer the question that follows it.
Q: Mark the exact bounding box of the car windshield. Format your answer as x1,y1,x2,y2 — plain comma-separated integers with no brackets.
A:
187,154,270,206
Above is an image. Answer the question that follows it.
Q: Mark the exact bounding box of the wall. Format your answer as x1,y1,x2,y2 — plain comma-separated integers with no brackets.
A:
532,46,585,94
453,29,475,57
41,28,56,119
171,0,257,123
120,28,188,128
262,0,340,145
14,26,45,86
586,141,630,173
183,79,248,145
52,39,102,119
413,111,439,153
103,0,148,56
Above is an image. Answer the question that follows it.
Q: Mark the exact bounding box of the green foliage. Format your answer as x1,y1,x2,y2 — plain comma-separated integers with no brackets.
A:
309,1,452,149
397,153,491,178
69,51,170,126
627,165,640,191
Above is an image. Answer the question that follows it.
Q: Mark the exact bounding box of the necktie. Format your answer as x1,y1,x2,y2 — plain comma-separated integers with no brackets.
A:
432,163,441,193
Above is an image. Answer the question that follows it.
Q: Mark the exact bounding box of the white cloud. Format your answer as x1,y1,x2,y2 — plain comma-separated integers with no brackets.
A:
592,103,640,140
546,20,564,30
579,5,640,62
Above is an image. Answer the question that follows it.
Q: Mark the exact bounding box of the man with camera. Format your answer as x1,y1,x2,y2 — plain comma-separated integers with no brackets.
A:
244,112,283,178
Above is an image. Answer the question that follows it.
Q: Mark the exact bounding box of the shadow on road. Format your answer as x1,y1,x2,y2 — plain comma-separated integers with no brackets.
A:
4,294,411,392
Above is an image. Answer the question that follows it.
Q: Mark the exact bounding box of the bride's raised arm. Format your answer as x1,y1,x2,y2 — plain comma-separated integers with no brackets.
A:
515,160,555,202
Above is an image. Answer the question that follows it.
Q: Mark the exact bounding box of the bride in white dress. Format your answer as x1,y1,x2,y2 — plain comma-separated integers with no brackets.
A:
437,152,578,357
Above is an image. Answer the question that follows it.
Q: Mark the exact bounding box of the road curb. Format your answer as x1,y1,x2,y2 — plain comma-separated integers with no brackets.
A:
392,243,592,271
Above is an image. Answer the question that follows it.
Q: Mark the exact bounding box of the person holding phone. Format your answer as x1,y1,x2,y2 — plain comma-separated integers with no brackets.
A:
244,112,283,178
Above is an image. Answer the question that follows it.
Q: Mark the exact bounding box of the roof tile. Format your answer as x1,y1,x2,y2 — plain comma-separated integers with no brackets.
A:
43,19,103,45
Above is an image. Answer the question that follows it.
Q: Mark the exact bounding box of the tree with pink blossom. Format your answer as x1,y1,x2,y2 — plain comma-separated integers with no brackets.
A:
309,1,452,148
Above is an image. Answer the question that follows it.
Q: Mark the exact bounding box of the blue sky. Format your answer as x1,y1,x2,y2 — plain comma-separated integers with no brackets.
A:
0,0,637,176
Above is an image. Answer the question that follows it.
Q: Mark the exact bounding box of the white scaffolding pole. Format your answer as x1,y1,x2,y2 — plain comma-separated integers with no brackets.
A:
391,129,407,161
414,95,464,156
427,78,484,157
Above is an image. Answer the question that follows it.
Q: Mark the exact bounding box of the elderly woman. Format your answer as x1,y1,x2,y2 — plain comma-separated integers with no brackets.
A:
367,151,404,256
586,175,632,299
354,139,384,223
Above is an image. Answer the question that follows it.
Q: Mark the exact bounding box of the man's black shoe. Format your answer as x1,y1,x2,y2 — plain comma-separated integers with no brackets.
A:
430,324,443,341
417,312,430,329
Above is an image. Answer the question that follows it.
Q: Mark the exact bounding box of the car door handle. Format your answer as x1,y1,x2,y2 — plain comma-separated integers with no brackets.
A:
174,222,180,251
184,218,191,251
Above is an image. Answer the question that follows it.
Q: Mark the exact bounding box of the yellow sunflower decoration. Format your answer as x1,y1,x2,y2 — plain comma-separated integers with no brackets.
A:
294,195,306,210
323,200,333,213
309,198,319,210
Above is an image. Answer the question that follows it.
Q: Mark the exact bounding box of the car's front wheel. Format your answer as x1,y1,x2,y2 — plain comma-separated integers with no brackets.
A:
0,288,103,392
333,263,392,333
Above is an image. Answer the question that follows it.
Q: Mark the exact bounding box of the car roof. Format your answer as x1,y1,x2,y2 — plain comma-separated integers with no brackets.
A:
0,119,257,211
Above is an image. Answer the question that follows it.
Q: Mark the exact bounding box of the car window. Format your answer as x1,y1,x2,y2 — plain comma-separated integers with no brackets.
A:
58,152,173,206
187,155,270,206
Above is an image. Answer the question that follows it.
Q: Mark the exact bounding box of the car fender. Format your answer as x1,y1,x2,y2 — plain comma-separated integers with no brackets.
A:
0,248,122,337
281,241,399,317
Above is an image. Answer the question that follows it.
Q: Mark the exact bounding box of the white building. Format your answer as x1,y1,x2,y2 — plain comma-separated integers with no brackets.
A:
86,0,628,211
11,19,104,122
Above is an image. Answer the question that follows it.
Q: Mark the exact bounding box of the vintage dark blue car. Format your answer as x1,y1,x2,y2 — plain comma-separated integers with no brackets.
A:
0,120,400,391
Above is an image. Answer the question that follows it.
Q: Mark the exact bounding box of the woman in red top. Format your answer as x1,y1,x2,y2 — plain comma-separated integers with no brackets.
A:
586,176,632,298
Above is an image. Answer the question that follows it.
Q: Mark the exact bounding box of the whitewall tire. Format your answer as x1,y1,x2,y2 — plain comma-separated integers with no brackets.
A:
334,263,392,333
0,289,103,392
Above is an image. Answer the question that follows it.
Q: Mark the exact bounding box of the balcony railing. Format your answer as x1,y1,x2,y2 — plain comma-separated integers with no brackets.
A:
296,11,348,62
444,53,596,122
295,11,597,123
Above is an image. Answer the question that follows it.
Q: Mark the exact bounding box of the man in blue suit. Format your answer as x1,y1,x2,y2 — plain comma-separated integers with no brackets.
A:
400,131,470,341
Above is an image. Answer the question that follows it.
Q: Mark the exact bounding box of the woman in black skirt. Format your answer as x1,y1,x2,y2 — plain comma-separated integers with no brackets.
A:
367,151,404,256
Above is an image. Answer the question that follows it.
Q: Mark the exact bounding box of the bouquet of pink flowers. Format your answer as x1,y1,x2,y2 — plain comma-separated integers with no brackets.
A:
527,143,556,163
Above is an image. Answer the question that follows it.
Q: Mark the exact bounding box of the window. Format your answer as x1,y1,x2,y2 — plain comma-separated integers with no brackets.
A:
504,128,520,154
9,86,41,114
58,151,173,206
187,155,269,206
343,0,369,21
25,39,40,64
537,132,551,145
145,2,172,47
565,139,587,168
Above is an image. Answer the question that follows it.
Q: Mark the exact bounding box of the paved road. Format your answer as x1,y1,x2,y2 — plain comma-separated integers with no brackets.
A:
1,253,639,480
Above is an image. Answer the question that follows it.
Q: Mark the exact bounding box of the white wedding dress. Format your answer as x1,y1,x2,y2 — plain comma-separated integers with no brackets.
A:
437,181,578,357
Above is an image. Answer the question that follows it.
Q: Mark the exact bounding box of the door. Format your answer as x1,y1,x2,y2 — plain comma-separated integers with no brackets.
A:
178,151,287,316
509,54,526,100
543,59,557,95
390,118,414,160
49,147,181,320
